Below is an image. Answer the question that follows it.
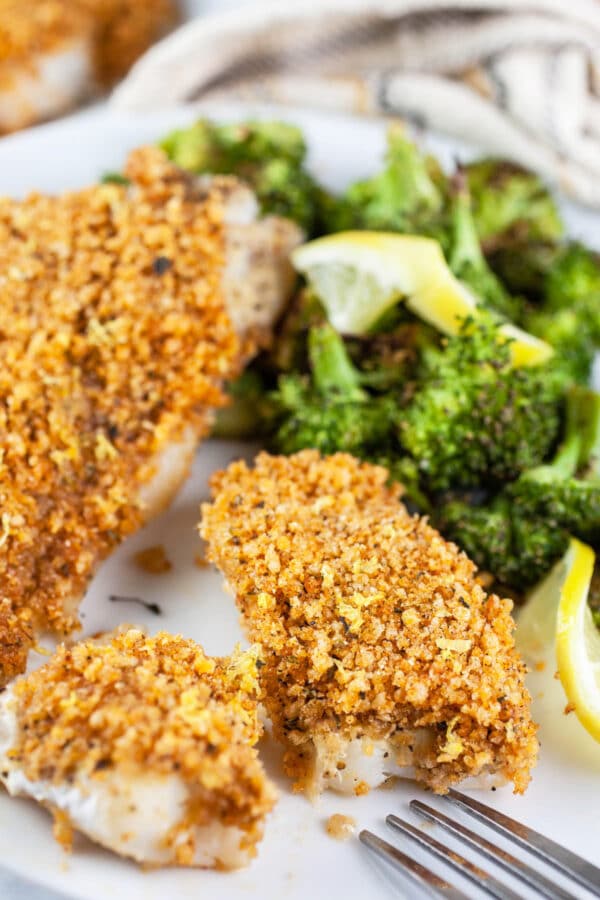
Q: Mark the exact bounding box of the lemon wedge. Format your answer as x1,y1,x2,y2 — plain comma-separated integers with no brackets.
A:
556,539,600,741
516,552,570,665
516,537,600,742
291,232,553,366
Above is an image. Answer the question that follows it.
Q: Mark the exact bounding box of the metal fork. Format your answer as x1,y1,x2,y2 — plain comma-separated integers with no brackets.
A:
360,788,600,899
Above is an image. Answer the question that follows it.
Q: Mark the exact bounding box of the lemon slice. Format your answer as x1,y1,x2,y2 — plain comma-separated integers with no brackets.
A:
291,232,553,366
516,550,571,665
556,539,600,741
516,537,600,742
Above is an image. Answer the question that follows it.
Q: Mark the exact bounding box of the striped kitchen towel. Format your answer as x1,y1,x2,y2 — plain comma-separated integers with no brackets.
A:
113,0,600,206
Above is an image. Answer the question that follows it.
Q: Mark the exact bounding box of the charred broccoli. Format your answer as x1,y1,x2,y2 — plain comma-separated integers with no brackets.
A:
270,323,402,457
399,316,563,491
440,387,600,588
212,371,277,440
161,119,326,233
162,118,305,172
544,242,600,313
448,171,523,322
441,494,569,589
522,306,597,386
512,387,600,536
465,159,563,250
491,241,600,384
324,125,447,238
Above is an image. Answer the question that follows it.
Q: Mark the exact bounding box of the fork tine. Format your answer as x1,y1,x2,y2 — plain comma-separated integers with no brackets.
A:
410,800,578,900
359,829,469,900
386,814,525,900
446,789,600,898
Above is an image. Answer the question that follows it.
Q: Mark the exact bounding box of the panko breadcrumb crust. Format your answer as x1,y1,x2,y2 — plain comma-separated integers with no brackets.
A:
79,0,179,86
0,146,242,680
0,601,32,687
0,1,90,80
0,1,179,96
7,629,275,865
201,451,538,795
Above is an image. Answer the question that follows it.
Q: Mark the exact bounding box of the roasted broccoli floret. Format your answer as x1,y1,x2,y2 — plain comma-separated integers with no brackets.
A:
373,454,432,512
212,370,277,440
161,119,305,172
161,119,325,233
265,289,327,375
448,171,523,322
399,316,563,491
523,306,597,386
489,241,600,316
324,125,446,237
441,494,569,589
511,387,600,537
493,241,600,384
439,387,600,588
270,323,401,457
483,239,600,384
465,159,563,250
543,242,600,312
486,241,559,298
268,322,428,507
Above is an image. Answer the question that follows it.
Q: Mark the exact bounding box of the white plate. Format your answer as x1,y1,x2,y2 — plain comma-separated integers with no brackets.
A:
0,104,599,900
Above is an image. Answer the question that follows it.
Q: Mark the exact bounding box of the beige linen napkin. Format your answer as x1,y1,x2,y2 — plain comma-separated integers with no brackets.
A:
112,0,600,206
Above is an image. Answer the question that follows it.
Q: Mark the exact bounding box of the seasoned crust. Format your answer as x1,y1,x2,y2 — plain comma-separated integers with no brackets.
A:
0,147,239,678
0,2,91,80
80,0,180,87
0,602,32,688
0,2,180,133
0,1,178,89
201,450,538,795
6,629,275,863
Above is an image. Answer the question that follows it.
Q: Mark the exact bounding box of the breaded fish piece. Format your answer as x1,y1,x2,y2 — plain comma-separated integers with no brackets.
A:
201,451,538,796
0,0,179,133
0,146,301,683
0,629,275,867
0,601,32,687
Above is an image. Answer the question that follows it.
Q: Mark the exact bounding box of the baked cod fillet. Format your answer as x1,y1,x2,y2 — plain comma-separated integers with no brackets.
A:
0,146,301,683
201,451,538,796
0,0,179,133
0,629,275,867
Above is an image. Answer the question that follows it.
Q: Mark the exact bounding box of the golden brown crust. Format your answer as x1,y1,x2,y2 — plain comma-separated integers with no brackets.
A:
0,146,240,678
80,0,180,86
9,629,275,856
133,544,172,574
0,601,32,687
201,450,538,794
0,2,91,77
0,0,178,95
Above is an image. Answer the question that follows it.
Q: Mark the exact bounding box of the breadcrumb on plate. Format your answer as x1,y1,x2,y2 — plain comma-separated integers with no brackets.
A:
0,146,301,683
133,545,172,575
0,629,275,868
201,450,538,796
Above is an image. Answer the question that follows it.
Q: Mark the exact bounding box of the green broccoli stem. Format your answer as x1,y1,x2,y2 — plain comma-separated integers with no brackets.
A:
449,170,486,275
517,388,583,490
508,387,600,543
577,388,600,479
308,324,366,400
447,171,522,322
386,124,441,214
